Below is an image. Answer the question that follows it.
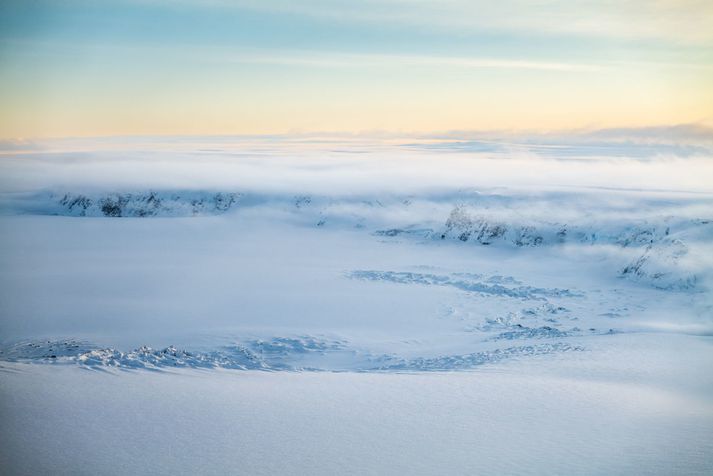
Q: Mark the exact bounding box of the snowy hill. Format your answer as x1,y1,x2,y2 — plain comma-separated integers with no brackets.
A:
4,186,710,292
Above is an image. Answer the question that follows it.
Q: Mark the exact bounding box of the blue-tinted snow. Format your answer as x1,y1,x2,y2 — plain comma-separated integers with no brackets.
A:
1,134,712,474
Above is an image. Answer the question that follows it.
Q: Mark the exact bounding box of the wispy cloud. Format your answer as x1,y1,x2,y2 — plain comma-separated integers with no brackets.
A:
0,38,603,73
176,0,713,45
220,50,602,72
419,124,713,144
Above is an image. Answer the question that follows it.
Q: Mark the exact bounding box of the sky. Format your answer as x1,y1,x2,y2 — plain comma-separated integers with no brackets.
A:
0,0,712,139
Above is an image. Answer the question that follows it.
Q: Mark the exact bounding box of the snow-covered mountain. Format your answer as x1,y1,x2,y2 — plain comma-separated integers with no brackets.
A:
6,187,709,292
48,191,241,217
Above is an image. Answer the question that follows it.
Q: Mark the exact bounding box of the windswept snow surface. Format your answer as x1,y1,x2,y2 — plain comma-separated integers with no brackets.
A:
1,134,712,474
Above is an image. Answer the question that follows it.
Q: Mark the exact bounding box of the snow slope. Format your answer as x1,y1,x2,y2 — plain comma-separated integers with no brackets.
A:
2,334,713,476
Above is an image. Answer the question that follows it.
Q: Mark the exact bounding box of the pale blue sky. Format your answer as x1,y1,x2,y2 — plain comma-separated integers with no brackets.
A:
1,0,711,138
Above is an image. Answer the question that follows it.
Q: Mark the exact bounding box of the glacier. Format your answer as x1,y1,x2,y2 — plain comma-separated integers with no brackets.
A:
0,134,712,475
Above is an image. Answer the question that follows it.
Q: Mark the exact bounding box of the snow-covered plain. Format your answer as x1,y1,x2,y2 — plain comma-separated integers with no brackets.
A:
1,133,712,474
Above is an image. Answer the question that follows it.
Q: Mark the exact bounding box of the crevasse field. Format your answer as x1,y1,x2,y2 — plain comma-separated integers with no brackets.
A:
1,133,712,475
